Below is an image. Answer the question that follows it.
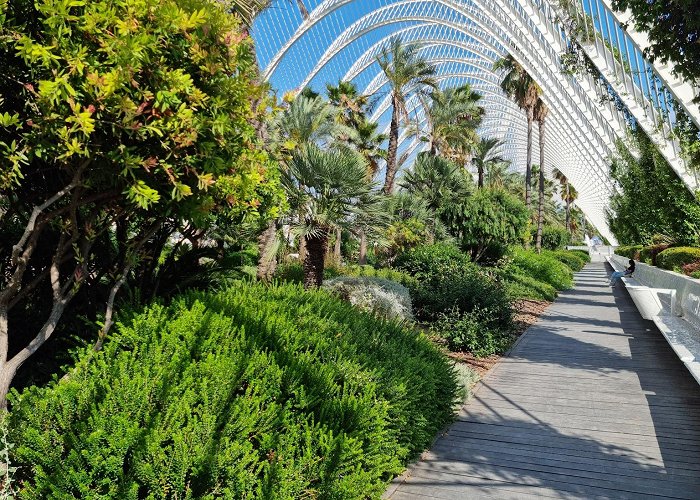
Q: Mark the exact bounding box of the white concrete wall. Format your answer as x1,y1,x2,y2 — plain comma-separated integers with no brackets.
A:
611,254,700,317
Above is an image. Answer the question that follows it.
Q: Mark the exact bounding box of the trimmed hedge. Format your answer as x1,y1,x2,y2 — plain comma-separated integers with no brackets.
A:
276,262,417,289
615,245,643,260
656,247,700,271
509,249,574,291
531,226,571,250
639,244,671,265
9,283,459,498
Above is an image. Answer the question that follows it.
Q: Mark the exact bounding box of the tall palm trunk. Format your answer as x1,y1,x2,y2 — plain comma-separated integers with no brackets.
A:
383,95,401,195
565,183,571,234
295,0,309,19
303,230,329,289
535,118,546,253
477,165,484,188
358,230,368,265
256,221,277,282
333,228,342,262
525,108,534,210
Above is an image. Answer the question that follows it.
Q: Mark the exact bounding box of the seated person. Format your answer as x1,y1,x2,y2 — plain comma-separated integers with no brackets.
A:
610,259,635,287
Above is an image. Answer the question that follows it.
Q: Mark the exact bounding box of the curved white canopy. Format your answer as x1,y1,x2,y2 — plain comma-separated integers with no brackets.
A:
252,0,700,244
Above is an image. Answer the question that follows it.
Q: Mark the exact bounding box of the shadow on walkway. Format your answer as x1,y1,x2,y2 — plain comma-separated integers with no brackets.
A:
386,263,700,499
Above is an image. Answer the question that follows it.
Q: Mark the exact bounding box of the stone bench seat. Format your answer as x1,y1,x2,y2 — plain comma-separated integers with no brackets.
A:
607,254,700,385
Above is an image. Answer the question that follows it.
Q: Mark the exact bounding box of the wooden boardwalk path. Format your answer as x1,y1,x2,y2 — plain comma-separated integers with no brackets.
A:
386,262,700,499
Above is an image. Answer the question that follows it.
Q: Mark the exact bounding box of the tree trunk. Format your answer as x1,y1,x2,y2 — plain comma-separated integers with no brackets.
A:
333,228,341,262
535,119,546,253
256,221,278,282
565,183,571,234
383,96,400,195
295,0,310,19
359,230,367,265
477,165,484,189
524,110,534,250
303,230,329,289
298,234,307,262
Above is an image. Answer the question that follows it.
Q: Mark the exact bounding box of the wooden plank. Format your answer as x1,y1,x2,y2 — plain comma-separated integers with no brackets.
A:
386,263,700,499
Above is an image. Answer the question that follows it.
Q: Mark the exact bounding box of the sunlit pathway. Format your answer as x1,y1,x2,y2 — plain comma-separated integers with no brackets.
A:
385,263,700,499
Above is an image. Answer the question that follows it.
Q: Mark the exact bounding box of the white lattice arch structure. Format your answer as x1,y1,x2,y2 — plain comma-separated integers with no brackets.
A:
253,0,700,243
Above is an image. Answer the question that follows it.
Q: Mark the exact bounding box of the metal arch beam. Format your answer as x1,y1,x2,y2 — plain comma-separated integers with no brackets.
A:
298,10,506,90
343,31,497,83
263,0,621,193
527,0,698,192
301,0,622,185
598,0,700,129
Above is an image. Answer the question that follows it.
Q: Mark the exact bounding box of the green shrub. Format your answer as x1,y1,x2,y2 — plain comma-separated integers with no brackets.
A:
656,247,700,271
509,249,573,290
568,249,591,263
410,263,512,324
545,250,587,272
499,268,558,301
615,245,644,260
532,226,571,250
341,265,418,289
9,283,459,498
322,276,413,321
393,243,471,277
434,308,515,356
640,244,671,265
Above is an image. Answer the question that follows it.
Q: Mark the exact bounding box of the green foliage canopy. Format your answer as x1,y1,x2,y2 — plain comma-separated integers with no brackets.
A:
607,132,700,246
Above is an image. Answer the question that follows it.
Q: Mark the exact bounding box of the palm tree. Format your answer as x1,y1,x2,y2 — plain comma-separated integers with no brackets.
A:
400,152,472,213
493,55,541,211
377,37,437,194
553,168,578,235
534,99,549,253
289,0,309,20
472,137,505,188
326,80,369,128
485,160,521,192
419,84,484,157
257,95,347,281
283,145,376,288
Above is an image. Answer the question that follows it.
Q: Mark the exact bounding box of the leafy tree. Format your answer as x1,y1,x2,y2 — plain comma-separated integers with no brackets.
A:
534,99,549,253
376,37,437,194
441,188,529,262
612,0,700,87
473,137,505,189
493,55,541,212
0,0,281,405
282,144,377,288
607,130,700,245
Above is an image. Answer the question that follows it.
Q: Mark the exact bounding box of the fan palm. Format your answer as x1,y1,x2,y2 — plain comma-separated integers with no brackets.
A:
283,144,378,288
533,99,549,252
400,152,472,213
485,160,521,192
493,54,541,211
473,137,505,188
377,36,437,194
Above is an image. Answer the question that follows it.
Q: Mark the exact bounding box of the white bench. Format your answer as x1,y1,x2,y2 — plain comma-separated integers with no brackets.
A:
607,255,700,384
